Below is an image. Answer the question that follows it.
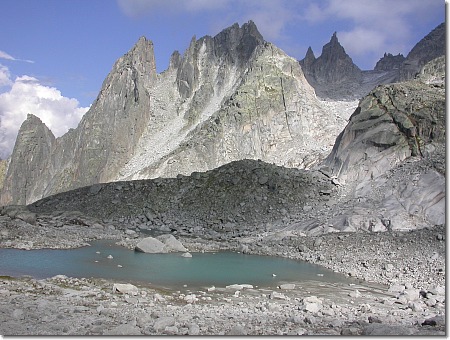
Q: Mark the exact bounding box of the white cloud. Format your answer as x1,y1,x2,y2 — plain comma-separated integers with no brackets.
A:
0,71,89,159
0,51,15,61
0,50,34,63
0,64,12,87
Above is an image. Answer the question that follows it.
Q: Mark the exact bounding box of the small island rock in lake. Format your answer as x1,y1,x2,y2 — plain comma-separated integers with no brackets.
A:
135,234,187,253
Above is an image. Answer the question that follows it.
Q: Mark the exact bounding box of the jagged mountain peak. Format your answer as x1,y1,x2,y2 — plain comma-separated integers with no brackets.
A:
305,46,316,59
1,113,56,205
299,31,362,99
321,31,358,67
22,113,47,127
174,21,265,99
330,31,338,43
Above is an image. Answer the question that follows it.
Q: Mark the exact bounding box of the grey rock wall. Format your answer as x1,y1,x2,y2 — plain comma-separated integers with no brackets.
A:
0,115,55,205
324,73,445,184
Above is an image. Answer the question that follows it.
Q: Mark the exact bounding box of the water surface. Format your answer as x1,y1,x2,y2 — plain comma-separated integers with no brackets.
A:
0,239,356,290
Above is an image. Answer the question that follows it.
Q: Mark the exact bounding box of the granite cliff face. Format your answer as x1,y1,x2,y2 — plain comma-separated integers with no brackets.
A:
323,56,445,229
1,115,56,204
1,37,157,205
129,43,343,180
300,33,363,100
1,21,349,205
301,32,362,84
1,22,445,214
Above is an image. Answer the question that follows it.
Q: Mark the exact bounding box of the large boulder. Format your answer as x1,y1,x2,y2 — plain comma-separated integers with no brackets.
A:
135,234,187,253
156,234,187,252
135,237,166,253
112,283,139,295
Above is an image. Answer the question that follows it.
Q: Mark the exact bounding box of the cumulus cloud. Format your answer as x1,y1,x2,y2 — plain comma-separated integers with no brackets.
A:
0,69,89,159
0,64,12,87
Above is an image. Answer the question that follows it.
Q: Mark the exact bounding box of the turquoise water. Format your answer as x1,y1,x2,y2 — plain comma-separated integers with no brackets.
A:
0,240,353,289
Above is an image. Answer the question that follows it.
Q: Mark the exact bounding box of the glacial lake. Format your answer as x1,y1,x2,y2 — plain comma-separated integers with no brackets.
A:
0,239,358,290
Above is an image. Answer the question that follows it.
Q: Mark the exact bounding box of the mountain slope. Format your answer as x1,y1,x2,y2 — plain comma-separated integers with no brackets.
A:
1,21,349,205
398,23,445,81
321,56,445,230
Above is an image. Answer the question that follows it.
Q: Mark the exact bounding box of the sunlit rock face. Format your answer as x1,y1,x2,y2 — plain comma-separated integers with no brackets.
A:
1,21,348,204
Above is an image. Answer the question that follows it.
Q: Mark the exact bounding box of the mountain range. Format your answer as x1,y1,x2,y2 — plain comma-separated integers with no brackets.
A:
0,20,445,223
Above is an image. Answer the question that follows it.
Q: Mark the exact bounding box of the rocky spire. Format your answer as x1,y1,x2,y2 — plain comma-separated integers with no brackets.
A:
300,47,316,75
0,114,55,205
300,31,362,88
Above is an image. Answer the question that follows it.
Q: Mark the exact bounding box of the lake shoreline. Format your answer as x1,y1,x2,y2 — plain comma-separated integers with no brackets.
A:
0,208,446,335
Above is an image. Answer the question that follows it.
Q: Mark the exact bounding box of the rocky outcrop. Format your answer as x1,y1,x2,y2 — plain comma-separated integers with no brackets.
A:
322,57,445,231
300,23,445,100
374,53,406,71
1,115,55,205
323,75,445,183
135,234,189,254
0,159,7,191
398,23,445,81
300,32,362,84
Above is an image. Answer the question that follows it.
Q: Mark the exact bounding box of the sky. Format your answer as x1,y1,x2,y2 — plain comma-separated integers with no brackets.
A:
0,0,445,159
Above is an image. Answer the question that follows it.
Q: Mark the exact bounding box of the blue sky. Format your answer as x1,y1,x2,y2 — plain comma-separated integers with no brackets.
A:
0,0,445,158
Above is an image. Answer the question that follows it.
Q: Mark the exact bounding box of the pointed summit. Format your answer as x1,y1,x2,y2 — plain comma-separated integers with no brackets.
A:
320,31,355,66
175,21,265,99
305,46,316,59
121,36,157,84
1,114,55,205
212,20,264,62
299,47,316,75
330,31,338,44
300,31,362,92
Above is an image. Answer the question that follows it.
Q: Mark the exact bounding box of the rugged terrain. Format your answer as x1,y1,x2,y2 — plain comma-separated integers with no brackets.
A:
0,21,357,205
0,21,446,336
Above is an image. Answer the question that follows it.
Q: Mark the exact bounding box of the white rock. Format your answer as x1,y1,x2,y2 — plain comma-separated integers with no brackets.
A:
113,283,139,296
156,234,187,252
184,294,198,304
135,237,166,253
279,283,296,290
154,316,175,331
270,291,287,300
225,284,253,290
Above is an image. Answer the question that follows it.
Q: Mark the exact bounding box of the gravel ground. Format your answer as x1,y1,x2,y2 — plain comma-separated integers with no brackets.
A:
0,207,445,335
